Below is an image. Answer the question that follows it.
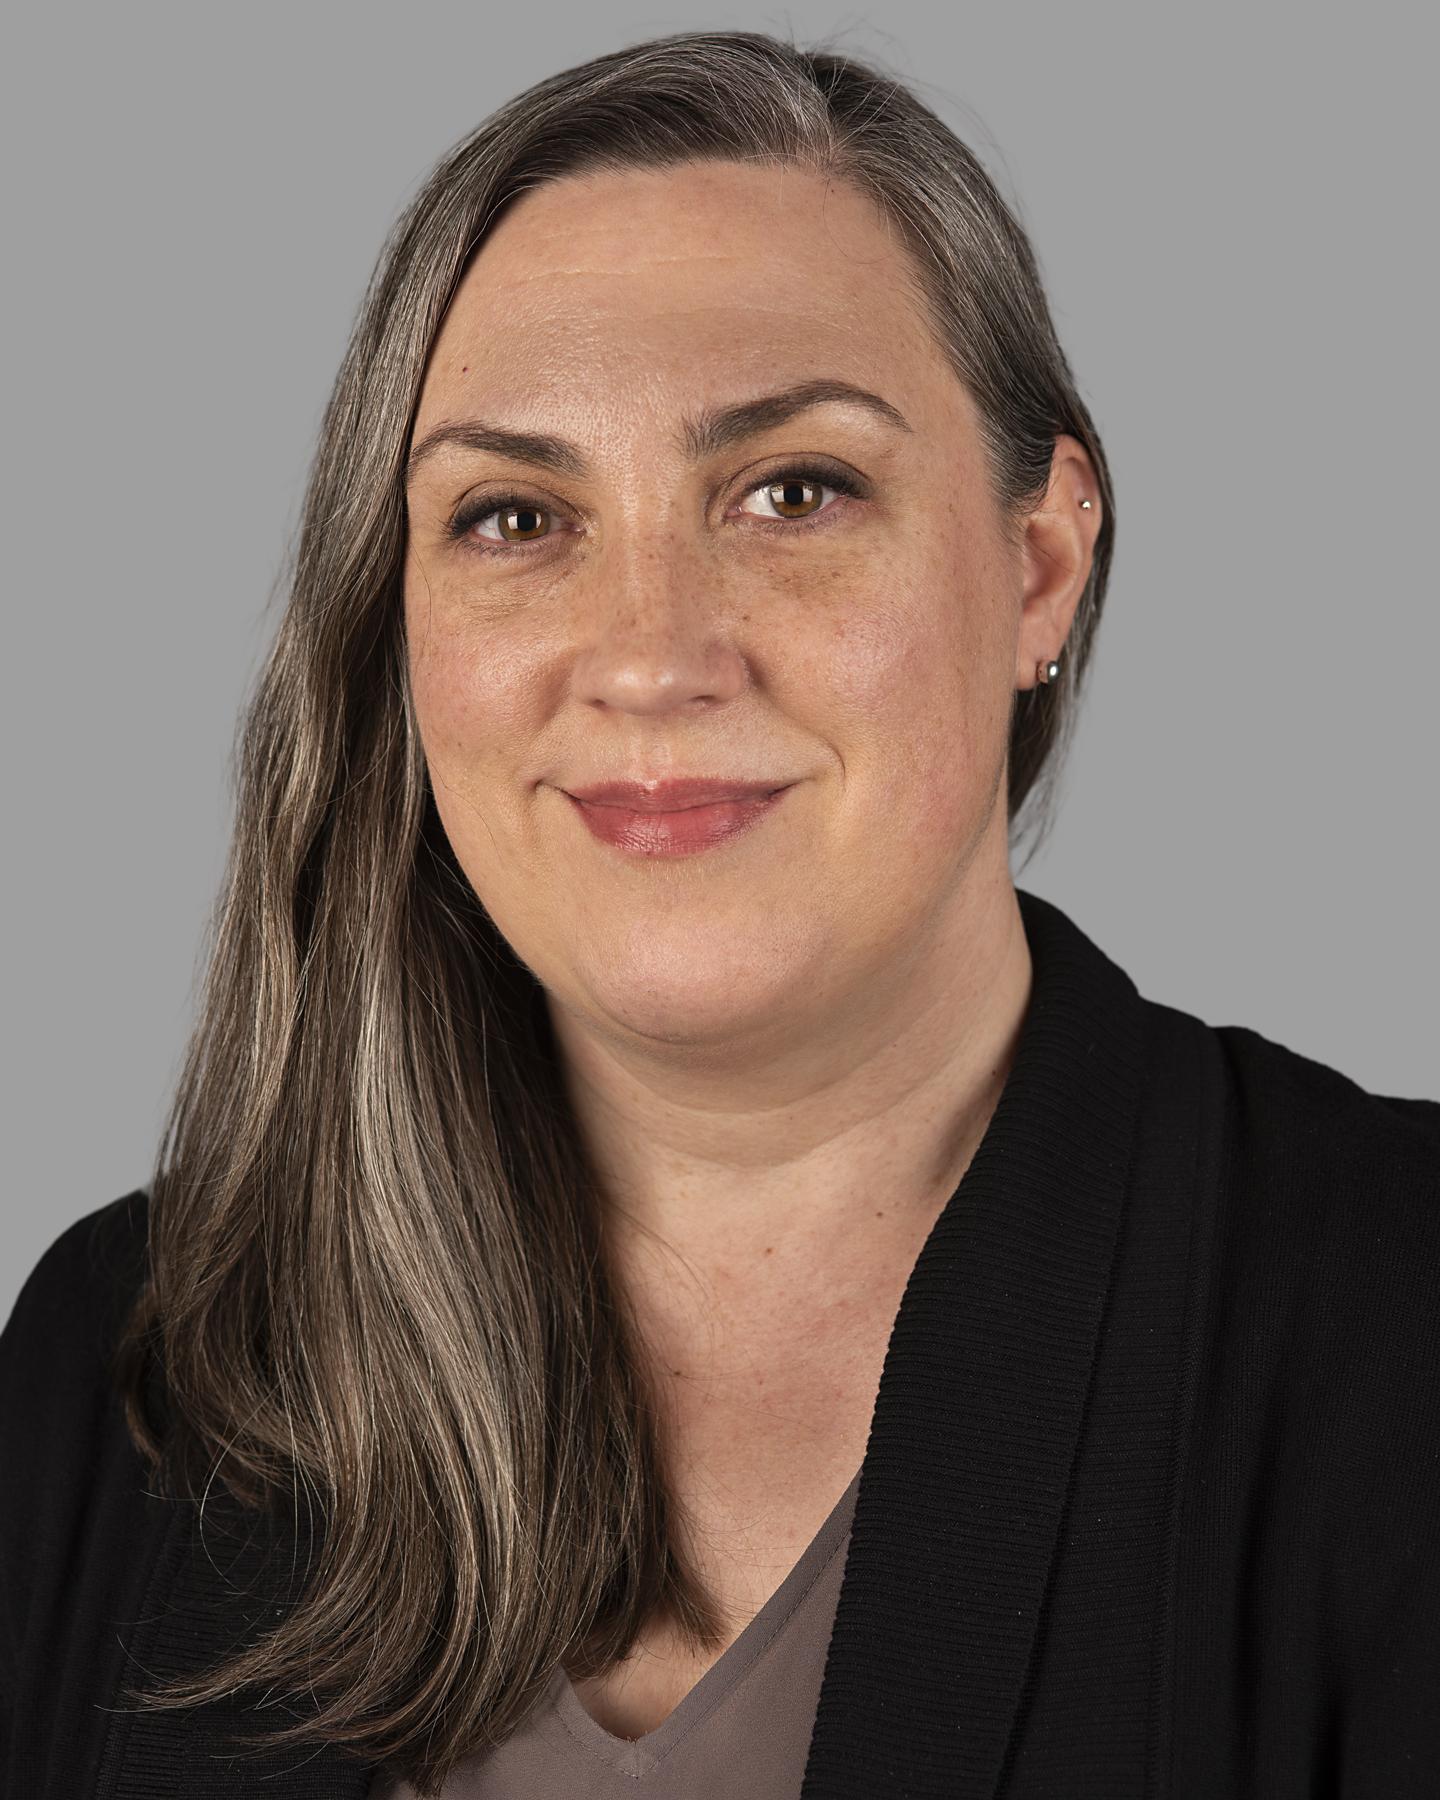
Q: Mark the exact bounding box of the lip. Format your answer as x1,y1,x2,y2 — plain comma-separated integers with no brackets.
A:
562,777,791,811
560,778,796,857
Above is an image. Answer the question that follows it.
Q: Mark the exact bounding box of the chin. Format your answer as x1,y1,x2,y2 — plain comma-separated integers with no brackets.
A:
578,931,814,1049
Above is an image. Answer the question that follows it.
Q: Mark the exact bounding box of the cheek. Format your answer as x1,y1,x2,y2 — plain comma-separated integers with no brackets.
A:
404,587,541,792
816,568,1013,828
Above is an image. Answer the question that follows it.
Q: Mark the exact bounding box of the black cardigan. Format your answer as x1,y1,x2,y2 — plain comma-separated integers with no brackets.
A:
3,888,1437,1799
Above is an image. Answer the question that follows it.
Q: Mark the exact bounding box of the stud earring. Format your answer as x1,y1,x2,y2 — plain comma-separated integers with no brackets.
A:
1036,658,1061,685
1080,499,1093,509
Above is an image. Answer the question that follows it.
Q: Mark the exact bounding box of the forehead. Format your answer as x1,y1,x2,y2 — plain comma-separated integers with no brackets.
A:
414,160,956,434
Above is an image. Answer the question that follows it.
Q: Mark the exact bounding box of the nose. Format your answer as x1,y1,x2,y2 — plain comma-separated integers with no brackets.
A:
566,548,750,718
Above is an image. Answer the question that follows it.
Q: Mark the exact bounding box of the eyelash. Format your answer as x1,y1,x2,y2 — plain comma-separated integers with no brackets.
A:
444,462,865,556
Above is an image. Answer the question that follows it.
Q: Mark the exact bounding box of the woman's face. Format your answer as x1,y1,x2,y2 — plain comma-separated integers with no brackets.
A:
403,159,1086,1054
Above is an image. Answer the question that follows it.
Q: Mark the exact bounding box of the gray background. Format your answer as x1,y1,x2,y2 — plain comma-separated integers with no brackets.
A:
5,1,1436,1322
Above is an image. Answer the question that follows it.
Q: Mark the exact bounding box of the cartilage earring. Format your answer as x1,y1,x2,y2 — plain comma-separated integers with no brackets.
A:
1036,658,1061,685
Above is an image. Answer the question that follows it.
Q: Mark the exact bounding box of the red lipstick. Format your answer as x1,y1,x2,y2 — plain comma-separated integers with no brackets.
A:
561,777,794,856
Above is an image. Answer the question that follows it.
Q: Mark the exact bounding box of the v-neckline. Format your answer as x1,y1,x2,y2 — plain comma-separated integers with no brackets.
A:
549,1460,864,1775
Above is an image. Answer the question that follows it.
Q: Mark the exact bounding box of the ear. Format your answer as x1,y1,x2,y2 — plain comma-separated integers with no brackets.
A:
1014,434,1103,690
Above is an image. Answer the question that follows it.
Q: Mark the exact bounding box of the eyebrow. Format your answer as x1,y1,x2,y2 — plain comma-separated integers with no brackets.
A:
403,378,913,487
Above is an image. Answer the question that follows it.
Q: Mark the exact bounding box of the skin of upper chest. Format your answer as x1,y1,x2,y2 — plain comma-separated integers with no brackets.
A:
563,1287,892,1739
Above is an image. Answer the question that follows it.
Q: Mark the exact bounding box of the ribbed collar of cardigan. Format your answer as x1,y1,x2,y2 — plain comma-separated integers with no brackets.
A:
107,885,1149,1800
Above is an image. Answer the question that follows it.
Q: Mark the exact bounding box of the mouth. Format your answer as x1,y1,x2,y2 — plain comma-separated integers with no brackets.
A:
561,782,795,857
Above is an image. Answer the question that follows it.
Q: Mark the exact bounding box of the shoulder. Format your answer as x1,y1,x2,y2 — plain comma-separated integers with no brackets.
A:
1213,1010,1438,1141
1148,1005,1440,1345
0,1195,180,1778
1161,1005,1438,1514
1140,994,1437,1218
1205,1014,1438,1239
1146,1011,1440,1719
1139,1001,1437,1524
0,1190,153,1539
1124,989,1440,1783
1134,999,1439,1374
1201,1018,1438,1406
0,1192,157,1694
0,1189,152,1399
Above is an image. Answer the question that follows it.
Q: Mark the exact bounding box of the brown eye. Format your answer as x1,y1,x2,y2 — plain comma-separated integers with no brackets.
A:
736,463,862,527
764,477,824,519
448,491,559,550
487,502,550,543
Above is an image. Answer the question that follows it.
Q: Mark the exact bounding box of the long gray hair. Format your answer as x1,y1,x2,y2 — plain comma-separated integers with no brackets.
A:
115,25,1115,1794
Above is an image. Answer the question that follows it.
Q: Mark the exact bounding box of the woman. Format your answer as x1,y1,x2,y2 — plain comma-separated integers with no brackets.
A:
2,27,1435,1800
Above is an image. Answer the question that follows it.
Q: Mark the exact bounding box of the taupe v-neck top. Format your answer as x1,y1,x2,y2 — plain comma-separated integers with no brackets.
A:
368,1464,862,1799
